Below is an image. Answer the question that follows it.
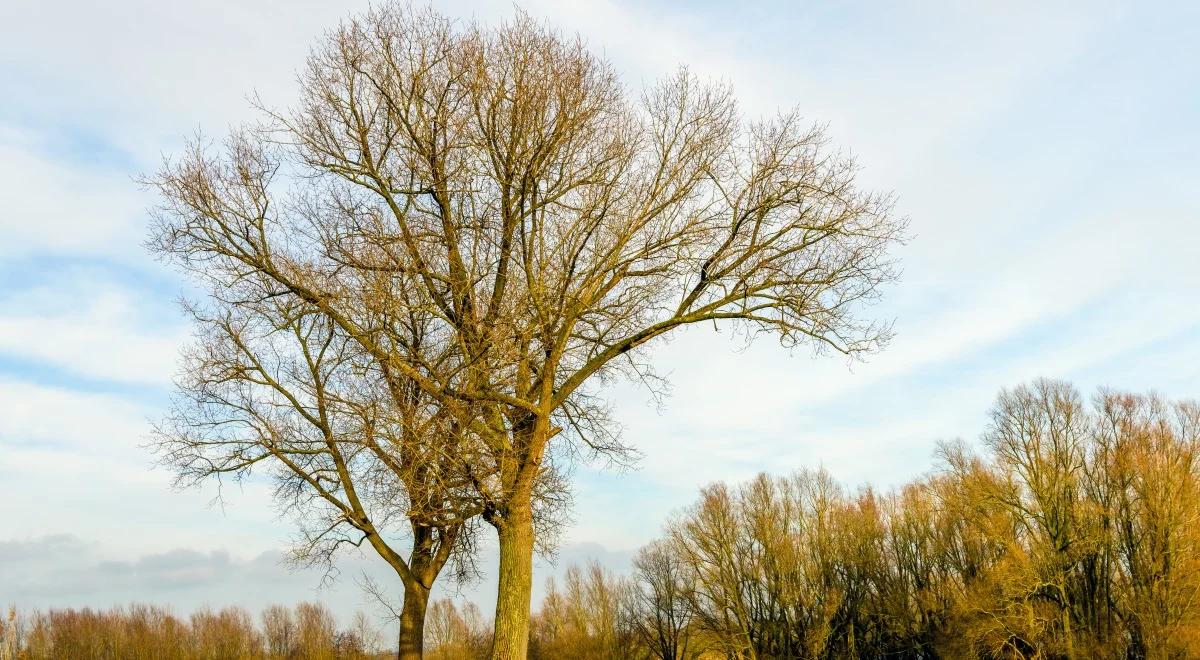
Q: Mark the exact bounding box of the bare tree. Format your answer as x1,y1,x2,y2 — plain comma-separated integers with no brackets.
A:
982,379,1090,659
529,562,640,660
631,541,697,660
1091,390,1200,658
261,605,296,658
425,599,490,660
148,278,479,658
147,4,903,657
3,603,387,659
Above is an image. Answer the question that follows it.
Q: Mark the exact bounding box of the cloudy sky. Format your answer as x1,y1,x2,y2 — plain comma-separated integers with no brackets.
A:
3,0,1198,623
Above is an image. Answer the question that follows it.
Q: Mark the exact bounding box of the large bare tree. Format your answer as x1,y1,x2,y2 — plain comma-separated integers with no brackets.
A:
148,4,904,657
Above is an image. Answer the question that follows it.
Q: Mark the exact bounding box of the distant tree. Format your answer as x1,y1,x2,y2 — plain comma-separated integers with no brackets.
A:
0,607,22,660
529,562,639,660
425,599,490,660
189,606,261,658
630,541,696,660
1,603,386,659
346,611,384,657
1090,390,1200,657
261,605,296,658
982,380,1090,659
627,380,1200,659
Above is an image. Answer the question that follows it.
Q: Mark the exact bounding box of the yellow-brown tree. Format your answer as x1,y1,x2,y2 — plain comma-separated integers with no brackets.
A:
147,4,903,658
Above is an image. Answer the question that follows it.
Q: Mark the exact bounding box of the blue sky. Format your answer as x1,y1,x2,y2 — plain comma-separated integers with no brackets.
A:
2,0,1198,621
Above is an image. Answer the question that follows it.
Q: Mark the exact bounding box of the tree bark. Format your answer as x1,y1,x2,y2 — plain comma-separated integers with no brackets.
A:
1061,602,1074,660
490,502,536,660
397,581,430,660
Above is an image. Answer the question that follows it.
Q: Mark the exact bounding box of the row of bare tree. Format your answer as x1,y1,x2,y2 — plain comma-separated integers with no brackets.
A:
425,380,1200,659
0,602,385,660
6,380,1194,659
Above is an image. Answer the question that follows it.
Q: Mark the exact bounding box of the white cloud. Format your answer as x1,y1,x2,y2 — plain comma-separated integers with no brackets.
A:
0,377,287,558
0,274,187,386
0,379,148,452
0,127,148,259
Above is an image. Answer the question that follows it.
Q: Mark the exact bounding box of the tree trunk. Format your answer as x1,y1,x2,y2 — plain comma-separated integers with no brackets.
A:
1061,603,1074,660
398,581,429,660
491,502,536,660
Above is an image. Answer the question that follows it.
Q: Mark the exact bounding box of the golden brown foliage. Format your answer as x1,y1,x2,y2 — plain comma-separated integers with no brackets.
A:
7,380,1197,659
425,599,491,660
423,380,1200,660
529,563,641,659
0,603,385,660
634,380,1200,659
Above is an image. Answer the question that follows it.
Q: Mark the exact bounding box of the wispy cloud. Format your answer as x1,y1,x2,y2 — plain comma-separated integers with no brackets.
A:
0,127,146,259
0,272,187,387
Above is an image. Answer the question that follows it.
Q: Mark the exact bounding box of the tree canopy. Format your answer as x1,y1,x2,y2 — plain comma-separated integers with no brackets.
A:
148,5,904,657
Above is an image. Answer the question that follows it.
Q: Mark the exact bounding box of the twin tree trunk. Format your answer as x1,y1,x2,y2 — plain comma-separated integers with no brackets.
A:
397,580,429,660
395,507,535,660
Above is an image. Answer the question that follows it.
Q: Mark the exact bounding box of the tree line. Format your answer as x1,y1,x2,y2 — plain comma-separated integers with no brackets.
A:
0,602,387,659
426,380,1200,659
7,380,1196,658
